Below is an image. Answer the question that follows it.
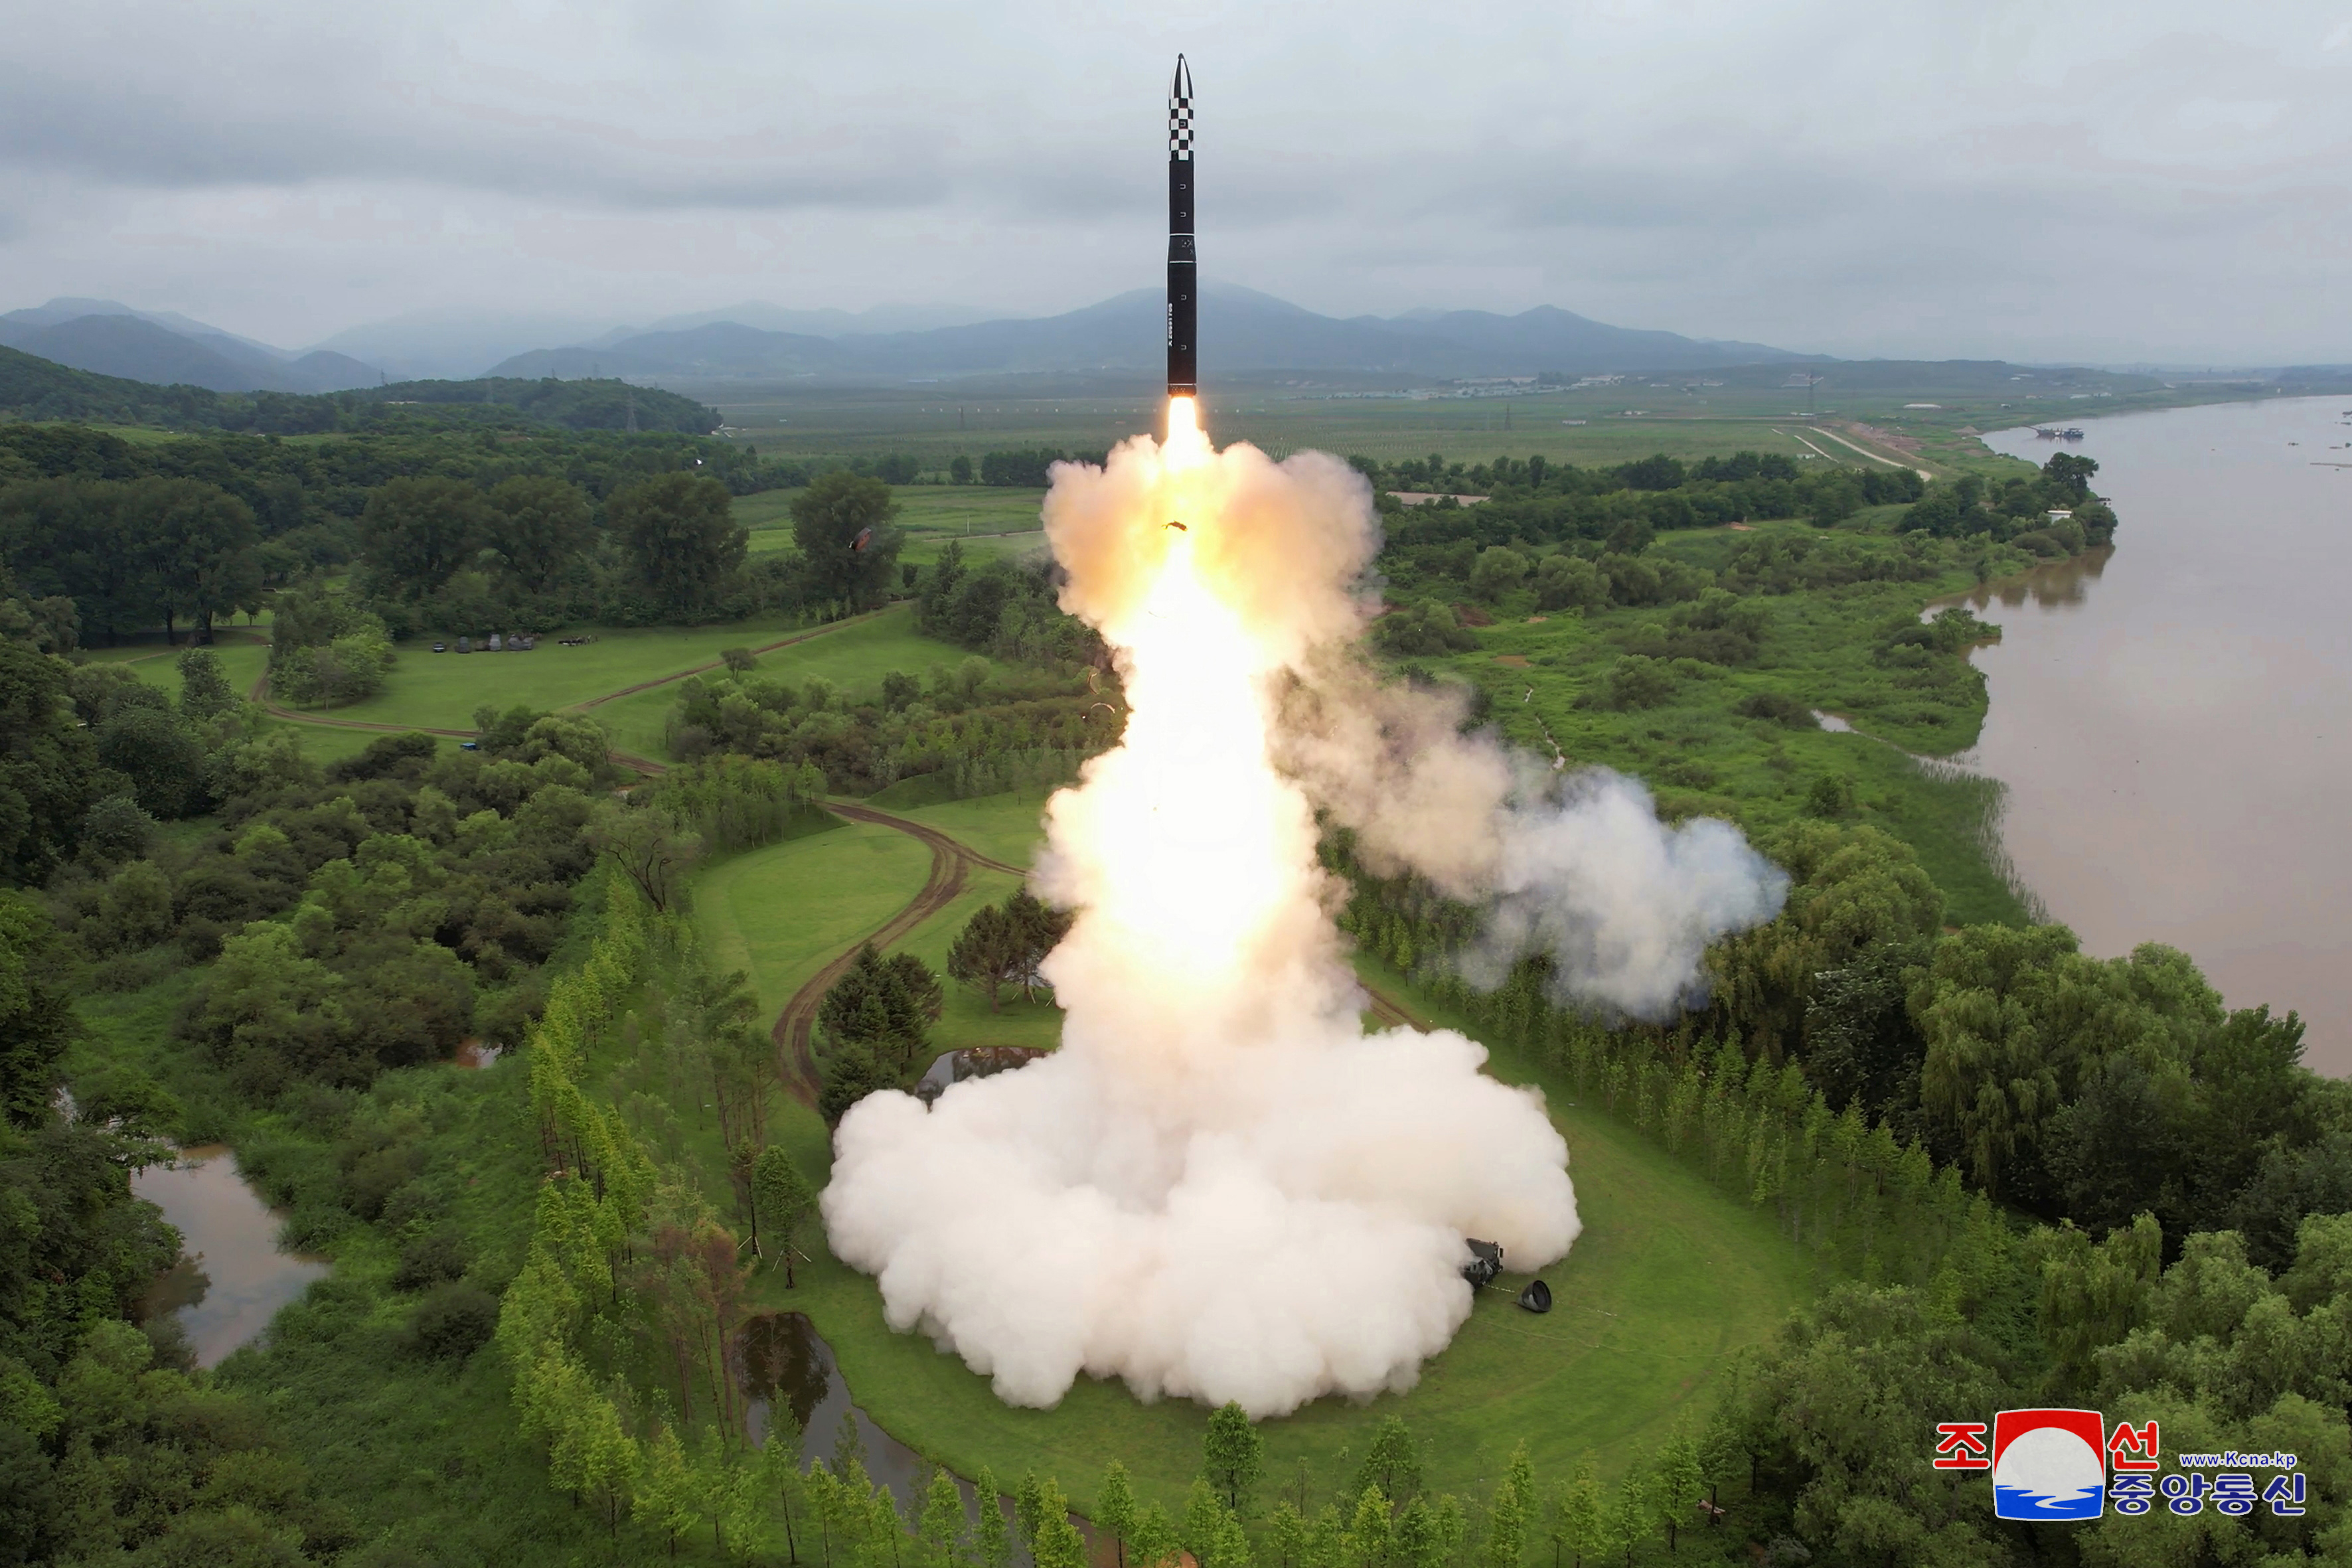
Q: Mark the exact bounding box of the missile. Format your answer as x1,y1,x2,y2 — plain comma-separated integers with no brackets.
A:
1167,54,1196,398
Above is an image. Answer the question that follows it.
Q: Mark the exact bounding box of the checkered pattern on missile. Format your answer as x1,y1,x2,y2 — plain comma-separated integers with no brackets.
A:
1170,94,1192,157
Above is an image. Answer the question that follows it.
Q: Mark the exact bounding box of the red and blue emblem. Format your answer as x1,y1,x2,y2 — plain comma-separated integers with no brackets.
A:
1992,1409,2107,1521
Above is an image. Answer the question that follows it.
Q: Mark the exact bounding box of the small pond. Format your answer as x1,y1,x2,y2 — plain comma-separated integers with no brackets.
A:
131,1145,331,1368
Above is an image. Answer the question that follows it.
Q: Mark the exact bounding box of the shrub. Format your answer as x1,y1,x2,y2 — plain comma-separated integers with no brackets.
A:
1602,655,1678,710
406,1283,498,1361
390,1232,471,1293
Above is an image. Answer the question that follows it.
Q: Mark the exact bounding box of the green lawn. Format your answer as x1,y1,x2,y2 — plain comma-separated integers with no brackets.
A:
698,796,1812,1512
250,604,991,762
90,632,272,702
582,607,1006,760
738,486,1050,568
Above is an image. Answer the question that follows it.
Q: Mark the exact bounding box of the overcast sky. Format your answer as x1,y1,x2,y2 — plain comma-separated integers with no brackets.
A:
1,0,2347,363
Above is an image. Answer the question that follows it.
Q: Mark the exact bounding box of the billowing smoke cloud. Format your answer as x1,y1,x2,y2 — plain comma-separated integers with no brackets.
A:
1271,659,1789,1018
823,409,1775,1417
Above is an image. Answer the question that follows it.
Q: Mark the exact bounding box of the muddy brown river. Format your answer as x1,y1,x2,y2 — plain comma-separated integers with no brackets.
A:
1969,396,2352,1071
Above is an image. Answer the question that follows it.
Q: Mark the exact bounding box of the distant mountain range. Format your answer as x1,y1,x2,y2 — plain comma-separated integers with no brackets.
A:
0,299,384,394
0,285,1813,396
487,284,1812,383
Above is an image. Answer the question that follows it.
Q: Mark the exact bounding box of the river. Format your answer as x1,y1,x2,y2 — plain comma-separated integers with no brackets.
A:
131,1146,330,1368
1966,396,2352,1071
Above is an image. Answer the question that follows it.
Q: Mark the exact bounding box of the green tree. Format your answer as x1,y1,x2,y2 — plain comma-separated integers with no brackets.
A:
0,641,103,884
1553,1460,1610,1568
1652,1428,1705,1553
636,1423,698,1557
949,455,974,485
1204,1507,1254,1568
175,645,236,720
1484,1442,1532,1568
1182,1479,1226,1559
1204,1400,1266,1513
917,1468,966,1568
1264,1500,1308,1568
819,943,944,1075
610,471,749,617
1097,1460,1138,1568
758,1409,808,1563
588,800,703,914
1609,1466,1650,1567
0,897,74,1127
794,472,903,610
485,475,595,596
359,476,490,599
1469,546,1529,601
751,1144,819,1284
123,477,262,642
1343,1487,1391,1568
95,704,208,819
1354,1417,1422,1508
946,891,1072,1012
973,1468,1011,1568
1130,1502,1179,1568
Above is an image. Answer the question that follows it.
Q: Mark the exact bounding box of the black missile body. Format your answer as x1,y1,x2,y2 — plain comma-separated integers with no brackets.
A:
1167,54,1196,398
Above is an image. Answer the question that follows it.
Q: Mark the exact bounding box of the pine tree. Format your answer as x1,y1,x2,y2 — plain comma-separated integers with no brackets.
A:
759,1415,809,1563
1654,1427,1705,1553
973,1468,1012,1568
1031,1478,1085,1568
1097,1461,1138,1568
919,1470,967,1568
1483,1443,1532,1568
637,1423,698,1557
751,1144,819,1283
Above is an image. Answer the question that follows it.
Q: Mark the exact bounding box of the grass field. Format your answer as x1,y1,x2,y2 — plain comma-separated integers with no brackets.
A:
694,792,1812,1511
672,366,2235,480
216,605,990,761
738,485,1050,568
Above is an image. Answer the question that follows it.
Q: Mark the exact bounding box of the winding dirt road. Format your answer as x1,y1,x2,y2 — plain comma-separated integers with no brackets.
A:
768,802,1027,1104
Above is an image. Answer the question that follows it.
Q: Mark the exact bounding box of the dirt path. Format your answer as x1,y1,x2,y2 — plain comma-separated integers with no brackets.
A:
769,801,1025,1104
574,609,890,711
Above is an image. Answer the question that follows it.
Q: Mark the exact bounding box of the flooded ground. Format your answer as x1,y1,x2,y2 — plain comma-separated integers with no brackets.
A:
1970,396,2352,1070
130,1146,330,1368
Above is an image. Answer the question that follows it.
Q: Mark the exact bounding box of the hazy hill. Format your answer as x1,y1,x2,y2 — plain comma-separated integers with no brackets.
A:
0,341,713,433
487,284,1814,383
0,299,383,393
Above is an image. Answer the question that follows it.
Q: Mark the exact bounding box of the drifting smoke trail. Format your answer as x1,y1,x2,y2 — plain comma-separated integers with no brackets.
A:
823,402,1776,1417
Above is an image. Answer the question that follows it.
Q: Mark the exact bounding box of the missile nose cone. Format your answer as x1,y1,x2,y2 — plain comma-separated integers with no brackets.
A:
1172,54,1191,102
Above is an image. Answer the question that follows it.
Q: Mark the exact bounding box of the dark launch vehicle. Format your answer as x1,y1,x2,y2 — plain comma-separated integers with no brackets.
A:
1167,54,1196,398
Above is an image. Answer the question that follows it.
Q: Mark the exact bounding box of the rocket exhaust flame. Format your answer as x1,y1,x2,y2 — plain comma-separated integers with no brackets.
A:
817,72,1787,1419
820,407,1583,1417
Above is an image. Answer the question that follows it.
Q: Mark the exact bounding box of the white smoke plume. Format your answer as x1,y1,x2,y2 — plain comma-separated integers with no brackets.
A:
1271,664,1790,1018
822,406,1775,1417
